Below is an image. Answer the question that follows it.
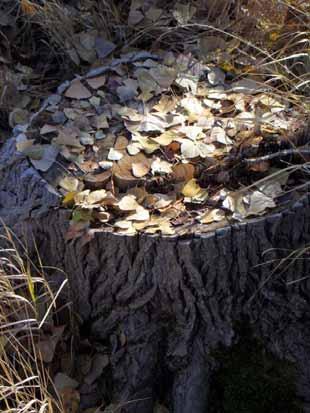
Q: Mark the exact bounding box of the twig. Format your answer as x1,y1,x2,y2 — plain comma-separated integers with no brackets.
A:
244,148,310,164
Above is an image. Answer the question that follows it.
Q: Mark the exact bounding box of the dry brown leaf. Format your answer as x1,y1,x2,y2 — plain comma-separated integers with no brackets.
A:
172,163,195,183
133,135,159,154
65,80,92,99
153,95,178,113
139,114,167,133
86,75,106,89
114,220,136,234
114,136,129,150
149,65,177,89
54,129,84,149
112,153,144,189
181,139,215,159
244,190,276,216
132,161,151,177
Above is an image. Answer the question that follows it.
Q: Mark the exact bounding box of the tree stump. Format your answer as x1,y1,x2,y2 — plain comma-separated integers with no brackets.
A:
1,135,310,412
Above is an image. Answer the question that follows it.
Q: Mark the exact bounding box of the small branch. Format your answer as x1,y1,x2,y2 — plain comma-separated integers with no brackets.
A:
244,148,310,164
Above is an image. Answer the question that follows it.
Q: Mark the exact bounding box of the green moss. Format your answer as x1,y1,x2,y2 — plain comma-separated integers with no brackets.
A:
210,337,303,413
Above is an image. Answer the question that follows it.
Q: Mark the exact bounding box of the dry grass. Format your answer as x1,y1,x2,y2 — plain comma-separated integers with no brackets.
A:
0,228,65,413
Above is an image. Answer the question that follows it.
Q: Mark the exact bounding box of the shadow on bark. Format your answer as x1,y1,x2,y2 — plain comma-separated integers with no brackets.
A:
1,137,310,412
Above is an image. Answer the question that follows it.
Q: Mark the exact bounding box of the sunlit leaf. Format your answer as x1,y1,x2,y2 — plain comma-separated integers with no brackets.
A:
182,178,201,197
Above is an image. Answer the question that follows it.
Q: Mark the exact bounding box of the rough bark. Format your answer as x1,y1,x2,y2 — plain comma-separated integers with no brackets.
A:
1,137,310,412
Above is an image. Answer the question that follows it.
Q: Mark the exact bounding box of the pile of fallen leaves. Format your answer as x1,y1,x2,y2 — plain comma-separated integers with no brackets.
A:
15,48,309,237
1,0,308,147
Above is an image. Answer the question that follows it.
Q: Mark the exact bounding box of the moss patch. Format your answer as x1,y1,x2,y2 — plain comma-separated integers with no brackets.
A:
210,337,303,413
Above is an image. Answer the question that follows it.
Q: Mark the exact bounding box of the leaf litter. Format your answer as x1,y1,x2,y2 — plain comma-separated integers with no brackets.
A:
17,49,309,237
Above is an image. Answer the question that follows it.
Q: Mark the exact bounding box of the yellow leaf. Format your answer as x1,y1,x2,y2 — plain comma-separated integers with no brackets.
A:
181,178,201,197
219,61,236,74
63,191,77,207
21,0,39,15
269,30,281,42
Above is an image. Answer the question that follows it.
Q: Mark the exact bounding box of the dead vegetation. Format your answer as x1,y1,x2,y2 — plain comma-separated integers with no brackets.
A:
0,1,310,412
0,229,64,413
